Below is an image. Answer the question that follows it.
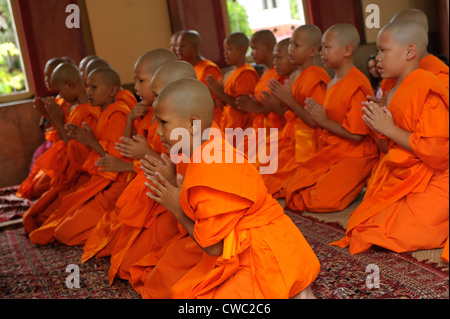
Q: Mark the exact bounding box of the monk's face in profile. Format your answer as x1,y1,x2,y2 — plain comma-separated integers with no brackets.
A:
273,45,294,76
44,66,58,94
223,40,244,66
177,35,196,62
134,62,155,106
320,30,345,69
86,73,116,108
154,97,192,154
289,30,314,66
52,80,77,103
250,38,269,65
375,30,408,80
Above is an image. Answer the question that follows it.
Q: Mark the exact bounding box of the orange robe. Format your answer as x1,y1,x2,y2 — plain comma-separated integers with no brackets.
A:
194,59,224,124
105,120,181,284
22,103,101,233
81,110,156,262
170,132,320,299
116,88,138,110
219,63,259,130
285,67,379,213
17,97,72,200
28,101,133,246
252,67,286,131
381,54,449,96
261,66,330,197
332,69,449,255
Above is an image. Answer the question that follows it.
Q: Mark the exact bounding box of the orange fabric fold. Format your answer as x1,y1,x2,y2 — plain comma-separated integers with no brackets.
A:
27,101,133,246
261,66,330,197
219,64,259,130
332,69,449,255
171,134,320,299
285,67,379,212
22,103,101,233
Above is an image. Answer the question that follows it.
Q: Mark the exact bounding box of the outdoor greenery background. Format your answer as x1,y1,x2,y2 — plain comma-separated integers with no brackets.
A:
0,0,26,95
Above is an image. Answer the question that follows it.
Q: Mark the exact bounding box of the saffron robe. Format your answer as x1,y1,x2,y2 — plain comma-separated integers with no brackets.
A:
170,132,320,299
116,88,138,110
194,59,224,124
332,69,449,255
261,66,330,197
17,97,73,200
28,101,133,246
22,102,101,233
219,63,259,130
285,67,379,212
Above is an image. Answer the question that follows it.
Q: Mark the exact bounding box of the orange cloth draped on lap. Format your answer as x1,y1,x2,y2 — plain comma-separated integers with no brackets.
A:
252,67,286,131
105,122,182,284
17,98,73,200
116,89,138,110
194,59,224,124
285,67,379,213
332,69,449,255
261,66,330,197
81,109,157,263
22,103,101,233
127,124,223,298
28,101,133,246
219,64,259,130
170,131,320,299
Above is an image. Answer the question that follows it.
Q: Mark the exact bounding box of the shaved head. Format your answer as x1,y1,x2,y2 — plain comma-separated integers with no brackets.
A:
293,24,322,48
135,48,177,75
85,58,111,78
51,62,83,86
152,60,197,95
155,78,214,127
276,38,290,51
89,66,121,88
226,32,250,49
79,55,98,70
180,30,201,47
390,9,429,33
251,29,276,47
45,57,66,72
380,20,428,58
325,24,360,50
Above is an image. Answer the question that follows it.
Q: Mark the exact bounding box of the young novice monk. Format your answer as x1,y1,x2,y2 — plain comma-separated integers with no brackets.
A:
105,60,198,285
332,20,449,255
375,9,449,102
236,29,285,131
146,78,320,299
263,25,331,197
284,24,379,213
22,63,100,234
176,30,224,124
17,57,74,200
28,67,133,246
207,32,260,131
81,50,178,266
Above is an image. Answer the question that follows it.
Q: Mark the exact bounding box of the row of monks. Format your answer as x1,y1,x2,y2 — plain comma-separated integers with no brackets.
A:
16,8,448,299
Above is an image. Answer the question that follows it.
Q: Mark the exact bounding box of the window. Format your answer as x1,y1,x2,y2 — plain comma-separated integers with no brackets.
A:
0,0,32,104
229,0,306,43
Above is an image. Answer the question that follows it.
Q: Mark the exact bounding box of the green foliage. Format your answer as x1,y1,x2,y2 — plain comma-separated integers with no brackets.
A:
0,0,26,95
226,0,253,39
289,0,300,20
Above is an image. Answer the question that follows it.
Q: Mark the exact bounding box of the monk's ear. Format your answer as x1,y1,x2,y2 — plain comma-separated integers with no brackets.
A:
309,46,320,57
406,44,418,61
109,85,119,97
65,79,76,89
343,45,354,58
